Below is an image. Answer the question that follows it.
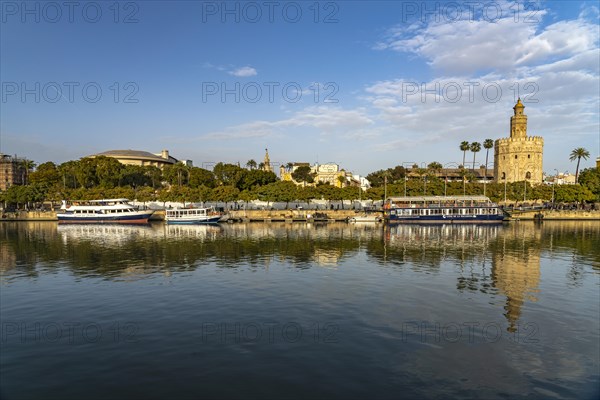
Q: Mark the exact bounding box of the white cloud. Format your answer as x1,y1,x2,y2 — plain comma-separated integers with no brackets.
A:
375,3,598,76
201,106,374,140
229,66,258,77
363,3,599,172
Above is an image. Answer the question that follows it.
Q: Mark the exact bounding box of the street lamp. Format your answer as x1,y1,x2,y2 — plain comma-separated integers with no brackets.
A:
552,168,558,208
384,175,387,202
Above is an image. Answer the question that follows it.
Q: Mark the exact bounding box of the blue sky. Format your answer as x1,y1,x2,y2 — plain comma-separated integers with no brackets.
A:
1,0,599,176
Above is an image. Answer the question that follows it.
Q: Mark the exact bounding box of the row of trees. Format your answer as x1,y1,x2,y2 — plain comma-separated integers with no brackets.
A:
1,153,599,209
459,139,495,171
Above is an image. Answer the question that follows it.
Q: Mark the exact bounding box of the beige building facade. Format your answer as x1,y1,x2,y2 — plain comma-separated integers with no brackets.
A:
494,99,544,184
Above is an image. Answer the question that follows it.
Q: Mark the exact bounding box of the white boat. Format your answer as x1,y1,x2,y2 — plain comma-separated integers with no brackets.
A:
349,214,383,223
57,199,154,224
165,207,223,224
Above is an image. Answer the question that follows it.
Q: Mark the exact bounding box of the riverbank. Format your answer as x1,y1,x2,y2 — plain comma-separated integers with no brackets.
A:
2,209,600,221
509,209,600,220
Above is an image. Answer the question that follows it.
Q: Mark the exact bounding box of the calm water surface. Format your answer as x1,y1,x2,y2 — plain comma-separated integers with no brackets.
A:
1,221,599,399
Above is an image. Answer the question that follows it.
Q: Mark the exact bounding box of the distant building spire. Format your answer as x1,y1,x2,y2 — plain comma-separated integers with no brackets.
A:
262,148,272,172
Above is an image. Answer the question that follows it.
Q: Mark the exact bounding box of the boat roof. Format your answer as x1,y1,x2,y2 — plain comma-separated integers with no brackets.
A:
65,198,130,203
387,196,493,202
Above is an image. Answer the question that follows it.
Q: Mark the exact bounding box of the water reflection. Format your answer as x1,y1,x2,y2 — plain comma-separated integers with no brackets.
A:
1,221,599,399
2,222,599,327
491,224,542,332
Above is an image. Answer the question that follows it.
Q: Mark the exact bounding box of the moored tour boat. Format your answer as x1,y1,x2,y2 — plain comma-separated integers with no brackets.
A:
165,206,223,224
57,199,154,224
384,196,506,224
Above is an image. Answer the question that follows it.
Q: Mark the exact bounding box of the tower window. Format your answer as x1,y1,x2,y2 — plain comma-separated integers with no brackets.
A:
526,172,531,179
501,172,506,179
515,155,518,159
528,154,530,159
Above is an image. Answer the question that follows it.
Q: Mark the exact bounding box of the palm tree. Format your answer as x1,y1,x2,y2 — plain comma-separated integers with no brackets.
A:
19,159,36,185
470,142,481,172
246,159,257,170
460,141,470,168
286,162,294,172
569,147,590,183
427,162,442,176
483,139,494,177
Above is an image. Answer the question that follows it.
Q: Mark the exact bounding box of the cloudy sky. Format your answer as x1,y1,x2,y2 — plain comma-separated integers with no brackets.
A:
1,0,598,175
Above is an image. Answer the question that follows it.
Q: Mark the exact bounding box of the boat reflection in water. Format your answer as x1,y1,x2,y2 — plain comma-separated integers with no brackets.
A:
383,223,541,332
1,221,598,399
57,223,157,244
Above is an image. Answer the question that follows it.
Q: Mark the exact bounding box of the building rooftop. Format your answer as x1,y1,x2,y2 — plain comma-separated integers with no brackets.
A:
93,149,175,164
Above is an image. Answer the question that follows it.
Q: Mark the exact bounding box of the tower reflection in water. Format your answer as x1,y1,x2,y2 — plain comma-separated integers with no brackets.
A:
384,223,541,332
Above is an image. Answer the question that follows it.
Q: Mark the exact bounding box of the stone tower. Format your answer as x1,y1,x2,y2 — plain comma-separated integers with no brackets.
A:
262,148,272,172
494,99,544,184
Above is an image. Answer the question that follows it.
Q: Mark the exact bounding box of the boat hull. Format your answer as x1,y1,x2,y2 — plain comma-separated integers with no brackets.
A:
165,216,222,224
387,214,505,224
57,212,154,224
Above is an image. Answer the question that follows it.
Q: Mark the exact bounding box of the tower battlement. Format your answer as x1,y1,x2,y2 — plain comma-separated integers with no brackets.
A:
496,136,544,145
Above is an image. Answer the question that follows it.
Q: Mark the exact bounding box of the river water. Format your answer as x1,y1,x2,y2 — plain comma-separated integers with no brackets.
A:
1,221,599,399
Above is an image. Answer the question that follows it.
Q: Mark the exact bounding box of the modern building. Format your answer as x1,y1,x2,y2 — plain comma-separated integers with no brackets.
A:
494,99,544,184
0,153,28,190
89,149,179,169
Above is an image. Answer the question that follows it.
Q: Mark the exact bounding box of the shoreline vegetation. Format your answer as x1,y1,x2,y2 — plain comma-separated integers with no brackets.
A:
2,156,600,212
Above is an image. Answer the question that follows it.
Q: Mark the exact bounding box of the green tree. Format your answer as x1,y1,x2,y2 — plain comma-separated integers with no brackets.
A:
144,166,163,189
460,141,470,168
569,147,590,183
58,160,80,189
74,157,98,188
163,163,190,186
366,165,406,187
29,162,61,187
257,181,298,206
211,185,240,202
470,142,481,171
188,167,216,188
578,167,600,200
94,156,124,188
291,165,314,184
235,169,277,191
120,165,150,188
213,163,243,186
246,159,257,170
427,162,443,177
18,159,36,186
